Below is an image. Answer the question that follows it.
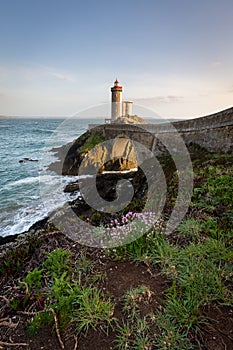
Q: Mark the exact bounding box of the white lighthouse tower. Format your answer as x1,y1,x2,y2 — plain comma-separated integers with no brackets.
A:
111,79,122,121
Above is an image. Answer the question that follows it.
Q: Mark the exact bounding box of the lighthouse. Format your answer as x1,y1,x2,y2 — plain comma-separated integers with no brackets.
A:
111,79,122,121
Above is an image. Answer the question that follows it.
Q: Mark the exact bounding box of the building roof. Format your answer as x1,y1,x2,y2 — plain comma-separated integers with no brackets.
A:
113,78,122,88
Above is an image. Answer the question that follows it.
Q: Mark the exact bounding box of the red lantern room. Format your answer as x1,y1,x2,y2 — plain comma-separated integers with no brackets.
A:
114,78,122,88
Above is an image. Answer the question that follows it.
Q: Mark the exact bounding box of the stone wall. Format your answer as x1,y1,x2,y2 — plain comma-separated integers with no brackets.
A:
89,123,155,151
89,107,233,154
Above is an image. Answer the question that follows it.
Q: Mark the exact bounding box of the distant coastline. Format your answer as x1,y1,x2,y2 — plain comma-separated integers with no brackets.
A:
0,115,18,118
0,115,182,122
0,115,67,119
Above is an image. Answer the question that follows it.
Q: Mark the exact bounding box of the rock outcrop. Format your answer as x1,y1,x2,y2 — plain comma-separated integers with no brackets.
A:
60,132,138,176
79,137,138,175
114,115,146,124
19,157,38,163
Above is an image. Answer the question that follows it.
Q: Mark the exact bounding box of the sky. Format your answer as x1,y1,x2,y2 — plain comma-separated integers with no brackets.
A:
0,0,233,119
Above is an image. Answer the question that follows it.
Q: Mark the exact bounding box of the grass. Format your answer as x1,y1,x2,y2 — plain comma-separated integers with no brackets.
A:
27,311,54,337
110,152,233,348
123,285,153,320
13,248,115,336
177,218,203,240
4,152,233,348
115,316,153,350
72,286,114,334
117,232,231,350
79,133,105,153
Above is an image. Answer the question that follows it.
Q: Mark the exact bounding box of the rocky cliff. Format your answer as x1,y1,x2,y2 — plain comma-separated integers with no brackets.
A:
114,114,147,124
60,132,138,176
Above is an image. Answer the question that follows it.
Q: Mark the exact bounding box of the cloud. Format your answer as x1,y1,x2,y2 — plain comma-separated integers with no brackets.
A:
40,66,75,82
47,70,75,82
133,95,184,105
210,61,222,67
0,64,75,84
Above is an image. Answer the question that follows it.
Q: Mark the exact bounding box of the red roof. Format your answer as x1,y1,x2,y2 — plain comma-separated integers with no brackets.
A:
112,78,122,89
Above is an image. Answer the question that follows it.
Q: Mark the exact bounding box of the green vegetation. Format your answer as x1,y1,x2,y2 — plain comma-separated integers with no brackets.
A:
24,267,44,291
3,152,232,348
43,247,71,278
0,234,42,275
5,247,113,337
110,152,233,349
73,286,114,334
80,133,105,153
27,311,54,337
153,238,229,348
123,285,153,320
115,316,154,350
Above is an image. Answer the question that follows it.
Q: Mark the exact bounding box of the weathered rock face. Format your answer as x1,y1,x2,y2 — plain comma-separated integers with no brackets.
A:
114,115,147,124
80,137,138,174
62,134,138,176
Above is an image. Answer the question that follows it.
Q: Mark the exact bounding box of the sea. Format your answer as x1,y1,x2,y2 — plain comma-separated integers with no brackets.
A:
0,117,104,237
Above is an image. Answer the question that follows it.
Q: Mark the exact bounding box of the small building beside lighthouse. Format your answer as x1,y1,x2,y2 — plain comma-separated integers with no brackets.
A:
122,100,133,117
111,79,122,121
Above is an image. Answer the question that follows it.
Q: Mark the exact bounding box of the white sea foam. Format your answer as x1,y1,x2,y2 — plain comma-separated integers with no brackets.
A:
102,168,138,174
1,173,85,236
9,177,39,187
3,206,48,236
0,117,103,238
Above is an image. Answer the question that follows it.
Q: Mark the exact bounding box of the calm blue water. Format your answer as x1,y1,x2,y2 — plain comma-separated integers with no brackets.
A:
0,117,103,237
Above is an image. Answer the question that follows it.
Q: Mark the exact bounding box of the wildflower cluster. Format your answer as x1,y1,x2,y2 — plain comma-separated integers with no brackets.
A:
93,211,164,247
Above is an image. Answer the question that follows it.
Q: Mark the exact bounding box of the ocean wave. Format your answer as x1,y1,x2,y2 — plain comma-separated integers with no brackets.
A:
0,205,48,237
5,174,62,189
32,128,54,134
0,180,67,237
8,177,40,187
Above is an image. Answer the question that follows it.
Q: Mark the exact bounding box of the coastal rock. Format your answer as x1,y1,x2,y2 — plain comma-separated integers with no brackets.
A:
79,137,138,175
114,114,146,124
68,169,148,226
49,128,140,177
19,157,38,163
61,133,138,176
48,129,147,223
64,182,80,193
